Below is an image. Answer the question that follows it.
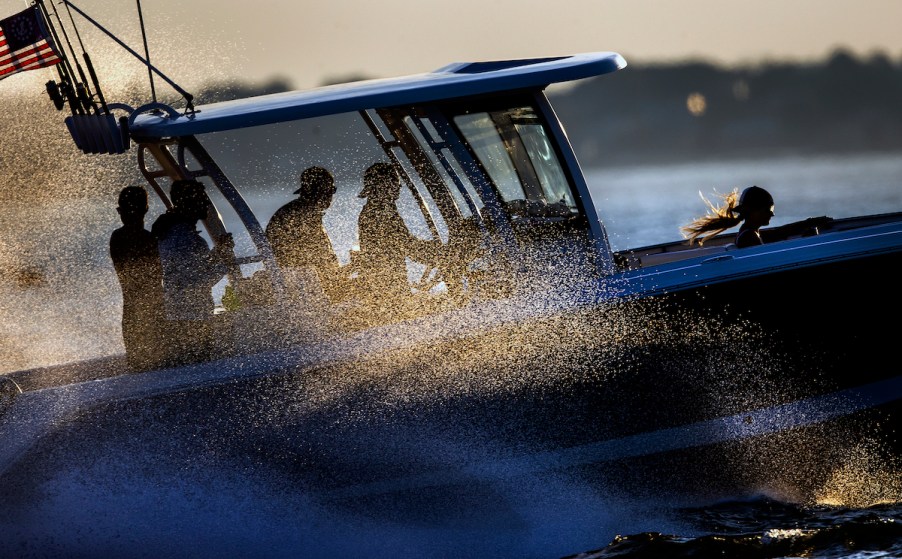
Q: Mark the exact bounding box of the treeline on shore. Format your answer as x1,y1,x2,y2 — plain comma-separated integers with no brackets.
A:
549,48,902,166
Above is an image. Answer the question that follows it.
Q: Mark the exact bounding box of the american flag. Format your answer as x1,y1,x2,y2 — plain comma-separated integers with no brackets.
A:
0,5,62,81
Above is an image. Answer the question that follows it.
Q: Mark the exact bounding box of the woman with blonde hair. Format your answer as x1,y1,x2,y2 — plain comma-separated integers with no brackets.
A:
682,185,832,248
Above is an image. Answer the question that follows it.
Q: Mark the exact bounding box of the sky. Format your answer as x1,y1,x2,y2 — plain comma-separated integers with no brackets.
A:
3,0,902,93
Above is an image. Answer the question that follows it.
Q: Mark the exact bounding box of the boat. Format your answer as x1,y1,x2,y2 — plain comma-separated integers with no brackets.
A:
1,1,900,548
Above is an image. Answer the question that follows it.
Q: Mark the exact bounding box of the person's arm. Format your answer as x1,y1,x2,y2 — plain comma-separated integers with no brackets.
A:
109,230,125,275
381,212,440,266
189,232,234,288
761,216,834,243
735,228,763,248
212,232,237,279
408,234,440,267
316,263,351,303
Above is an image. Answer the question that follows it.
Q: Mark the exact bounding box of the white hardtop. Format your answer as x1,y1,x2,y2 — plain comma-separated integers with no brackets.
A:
129,52,626,138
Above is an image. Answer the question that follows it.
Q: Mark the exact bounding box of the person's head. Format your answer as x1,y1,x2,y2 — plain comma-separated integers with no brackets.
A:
170,179,209,221
734,185,775,226
117,185,149,226
295,166,336,209
359,162,402,203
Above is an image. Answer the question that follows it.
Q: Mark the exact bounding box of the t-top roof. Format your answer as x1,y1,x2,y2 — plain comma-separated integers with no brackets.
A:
129,52,626,138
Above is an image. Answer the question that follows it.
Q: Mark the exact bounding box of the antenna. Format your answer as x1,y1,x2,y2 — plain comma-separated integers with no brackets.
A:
135,0,156,103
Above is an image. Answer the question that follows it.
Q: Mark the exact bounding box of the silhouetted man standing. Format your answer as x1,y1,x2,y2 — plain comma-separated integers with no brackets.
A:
353,162,437,321
266,166,346,305
109,185,165,371
152,179,234,365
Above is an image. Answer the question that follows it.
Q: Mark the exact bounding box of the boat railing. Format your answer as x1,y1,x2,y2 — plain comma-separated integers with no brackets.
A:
614,211,902,270
633,243,737,268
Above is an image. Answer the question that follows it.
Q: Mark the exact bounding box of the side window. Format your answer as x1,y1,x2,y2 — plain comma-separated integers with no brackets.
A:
403,115,485,221
202,113,387,266
454,112,526,205
513,117,575,210
453,106,580,221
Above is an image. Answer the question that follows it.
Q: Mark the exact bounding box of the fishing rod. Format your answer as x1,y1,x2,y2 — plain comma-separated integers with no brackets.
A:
42,0,97,114
135,0,155,104
34,0,87,115
60,0,110,115
62,0,195,112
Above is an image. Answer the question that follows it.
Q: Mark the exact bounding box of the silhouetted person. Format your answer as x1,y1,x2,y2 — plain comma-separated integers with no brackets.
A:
682,185,833,248
352,162,437,319
152,179,235,365
265,166,346,306
109,185,165,371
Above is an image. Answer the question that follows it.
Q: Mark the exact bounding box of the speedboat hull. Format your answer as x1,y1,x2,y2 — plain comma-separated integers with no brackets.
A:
2,243,898,519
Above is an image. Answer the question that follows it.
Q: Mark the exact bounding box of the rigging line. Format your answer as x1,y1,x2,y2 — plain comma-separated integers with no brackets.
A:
63,0,194,111
135,0,156,103
60,0,86,52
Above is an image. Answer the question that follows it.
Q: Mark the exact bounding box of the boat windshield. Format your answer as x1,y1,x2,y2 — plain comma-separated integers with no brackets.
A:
138,91,593,350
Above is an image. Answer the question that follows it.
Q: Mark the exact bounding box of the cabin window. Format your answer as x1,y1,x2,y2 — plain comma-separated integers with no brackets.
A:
201,113,386,266
512,115,576,211
454,112,526,205
402,115,484,221
453,107,579,222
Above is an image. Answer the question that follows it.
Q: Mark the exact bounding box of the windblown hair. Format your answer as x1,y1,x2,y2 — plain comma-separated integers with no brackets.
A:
681,188,742,245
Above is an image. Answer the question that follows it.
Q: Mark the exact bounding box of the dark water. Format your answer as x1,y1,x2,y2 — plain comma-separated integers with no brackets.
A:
573,153,902,558
567,498,902,559
1,153,900,557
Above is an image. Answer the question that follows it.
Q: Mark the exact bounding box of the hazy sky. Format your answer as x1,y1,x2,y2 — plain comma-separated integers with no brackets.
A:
5,0,902,91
